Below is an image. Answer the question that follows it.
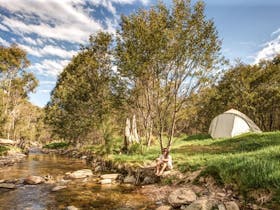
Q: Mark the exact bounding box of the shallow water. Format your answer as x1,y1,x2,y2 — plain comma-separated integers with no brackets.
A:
0,153,154,210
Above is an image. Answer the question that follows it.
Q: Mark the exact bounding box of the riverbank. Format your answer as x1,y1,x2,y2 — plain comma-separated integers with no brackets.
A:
41,132,280,210
0,146,26,167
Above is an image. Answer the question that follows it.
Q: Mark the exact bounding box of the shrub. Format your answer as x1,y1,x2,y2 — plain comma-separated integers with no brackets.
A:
43,142,69,149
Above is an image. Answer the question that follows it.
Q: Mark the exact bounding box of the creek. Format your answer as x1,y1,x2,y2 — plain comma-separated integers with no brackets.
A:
0,152,154,210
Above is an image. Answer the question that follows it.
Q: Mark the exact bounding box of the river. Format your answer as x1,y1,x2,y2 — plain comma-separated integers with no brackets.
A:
0,152,154,210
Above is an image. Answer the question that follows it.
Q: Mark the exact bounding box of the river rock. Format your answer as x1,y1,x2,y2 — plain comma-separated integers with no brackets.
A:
100,174,120,180
68,169,93,179
184,199,218,210
155,205,172,210
224,201,239,210
168,188,197,208
142,176,156,185
0,183,16,189
218,204,226,210
52,185,67,191
123,175,136,184
24,175,45,185
65,206,79,210
100,178,112,184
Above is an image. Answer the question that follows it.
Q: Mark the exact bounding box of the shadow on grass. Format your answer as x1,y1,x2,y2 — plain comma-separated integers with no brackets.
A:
173,132,280,155
211,132,280,153
183,134,211,141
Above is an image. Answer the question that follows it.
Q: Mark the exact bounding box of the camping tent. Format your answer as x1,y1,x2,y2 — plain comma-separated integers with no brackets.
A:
208,109,262,139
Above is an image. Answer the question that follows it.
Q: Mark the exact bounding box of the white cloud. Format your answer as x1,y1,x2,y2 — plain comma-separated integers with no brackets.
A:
19,44,77,59
0,0,150,44
254,34,280,63
271,28,280,37
30,59,69,77
0,24,9,32
22,37,45,46
0,37,10,46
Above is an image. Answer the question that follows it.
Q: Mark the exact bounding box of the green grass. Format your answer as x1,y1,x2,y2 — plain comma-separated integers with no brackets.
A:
43,141,70,149
97,131,280,205
0,145,9,156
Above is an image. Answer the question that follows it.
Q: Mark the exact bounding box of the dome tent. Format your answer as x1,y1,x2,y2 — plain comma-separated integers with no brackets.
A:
208,109,262,139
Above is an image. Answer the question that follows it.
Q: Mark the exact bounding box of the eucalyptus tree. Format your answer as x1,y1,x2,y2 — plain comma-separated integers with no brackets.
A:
116,0,224,149
46,32,121,150
0,44,38,139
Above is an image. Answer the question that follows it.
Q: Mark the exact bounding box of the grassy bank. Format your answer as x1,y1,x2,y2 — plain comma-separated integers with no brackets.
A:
106,131,280,205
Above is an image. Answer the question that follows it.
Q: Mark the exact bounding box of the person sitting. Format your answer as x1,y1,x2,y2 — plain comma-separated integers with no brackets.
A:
155,147,173,176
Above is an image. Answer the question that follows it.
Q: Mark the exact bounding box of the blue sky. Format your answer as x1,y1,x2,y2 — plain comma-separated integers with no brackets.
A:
0,0,279,107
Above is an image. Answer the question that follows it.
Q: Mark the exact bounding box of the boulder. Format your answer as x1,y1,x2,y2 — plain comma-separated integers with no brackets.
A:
100,174,120,180
0,138,16,145
24,175,45,185
100,179,112,184
168,188,197,208
155,206,172,210
218,204,226,210
0,183,16,189
142,176,156,185
52,185,67,192
123,175,136,184
185,199,218,210
224,201,239,210
68,169,93,179
65,206,79,210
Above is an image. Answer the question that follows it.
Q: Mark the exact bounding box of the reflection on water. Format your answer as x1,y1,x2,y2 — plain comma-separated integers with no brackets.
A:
0,153,154,210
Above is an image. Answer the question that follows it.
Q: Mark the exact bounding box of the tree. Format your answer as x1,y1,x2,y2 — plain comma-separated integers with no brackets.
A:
0,44,38,140
116,0,224,149
46,32,122,150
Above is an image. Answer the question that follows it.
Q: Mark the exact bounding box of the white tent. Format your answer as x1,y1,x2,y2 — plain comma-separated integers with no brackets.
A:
209,109,262,139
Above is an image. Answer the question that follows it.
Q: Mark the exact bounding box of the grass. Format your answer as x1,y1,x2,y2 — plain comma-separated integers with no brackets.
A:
43,141,70,149
0,145,9,156
100,131,280,205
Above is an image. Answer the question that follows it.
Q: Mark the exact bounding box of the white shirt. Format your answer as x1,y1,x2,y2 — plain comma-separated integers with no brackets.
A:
159,154,173,169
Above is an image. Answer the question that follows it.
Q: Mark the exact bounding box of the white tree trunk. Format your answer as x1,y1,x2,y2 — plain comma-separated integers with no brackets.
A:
131,115,140,143
125,118,132,144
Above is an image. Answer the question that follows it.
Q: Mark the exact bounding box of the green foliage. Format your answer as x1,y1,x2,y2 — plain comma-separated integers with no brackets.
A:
0,44,42,142
116,0,225,148
0,145,9,156
43,142,70,149
45,32,123,146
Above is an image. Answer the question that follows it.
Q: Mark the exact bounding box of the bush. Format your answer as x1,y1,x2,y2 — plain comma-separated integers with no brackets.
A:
43,142,69,149
0,146,9,156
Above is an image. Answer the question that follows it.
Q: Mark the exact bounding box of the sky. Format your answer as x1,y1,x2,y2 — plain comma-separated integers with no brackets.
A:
0,0,279,107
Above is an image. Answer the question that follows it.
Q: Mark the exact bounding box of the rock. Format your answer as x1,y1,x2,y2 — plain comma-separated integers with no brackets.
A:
0,183,16,189
65,206,79,210
142,176,156,185
0,180,5,183
94,165,102,172
155,206,172,210
24,175,45,185
100,179,112,184
52,186,67,192
0,138,16,145
185,199,218,210
168,188,197,207
68,169,93,179
123,175,136,184
217,192,226,197
224,201,239,210
100,174,120,180
81,155,87,159
218,204,226,210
